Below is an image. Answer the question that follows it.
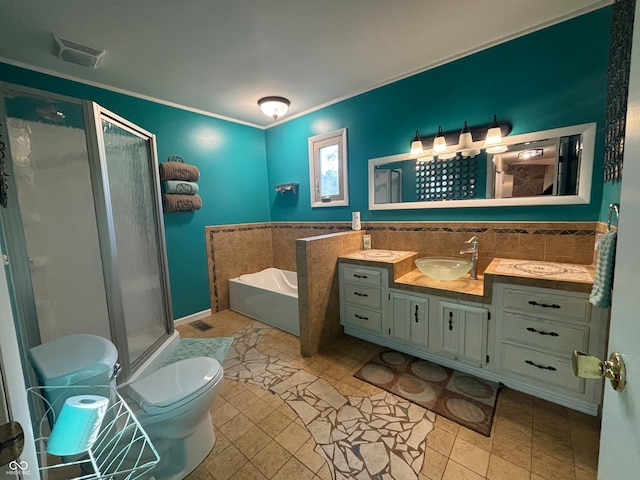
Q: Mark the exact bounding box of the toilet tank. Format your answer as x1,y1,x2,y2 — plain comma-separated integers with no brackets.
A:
29,334,119,388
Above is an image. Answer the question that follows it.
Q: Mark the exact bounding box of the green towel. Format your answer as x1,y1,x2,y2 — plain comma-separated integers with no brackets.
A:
161,180,199,194
589,231,617,308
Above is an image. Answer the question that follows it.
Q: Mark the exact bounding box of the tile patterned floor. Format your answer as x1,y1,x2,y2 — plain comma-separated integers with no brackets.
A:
179,310,600,480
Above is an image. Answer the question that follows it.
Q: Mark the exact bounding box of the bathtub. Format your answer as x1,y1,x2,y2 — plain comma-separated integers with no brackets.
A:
229,268,300,336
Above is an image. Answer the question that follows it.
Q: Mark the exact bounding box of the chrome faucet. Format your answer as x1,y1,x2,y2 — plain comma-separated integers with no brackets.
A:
460,236,479,280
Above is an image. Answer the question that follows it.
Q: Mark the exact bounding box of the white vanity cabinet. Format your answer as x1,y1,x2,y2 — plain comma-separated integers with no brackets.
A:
338,258,609,415
494,283,607,414
438,301,489,367
339,264,387,334
388,291,428,347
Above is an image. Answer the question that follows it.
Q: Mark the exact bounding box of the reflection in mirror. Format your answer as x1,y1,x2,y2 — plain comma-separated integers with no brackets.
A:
489,134,582,199
368,123,595,210
374,167,402,203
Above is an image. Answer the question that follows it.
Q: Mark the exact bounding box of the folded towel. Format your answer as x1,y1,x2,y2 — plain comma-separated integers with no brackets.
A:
161,180,199,195
159,161,200,181
589,231,617,308
162,194,203,213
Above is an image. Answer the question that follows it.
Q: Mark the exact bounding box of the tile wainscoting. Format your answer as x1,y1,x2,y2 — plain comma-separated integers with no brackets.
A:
205,221,598,356
205,223,354,312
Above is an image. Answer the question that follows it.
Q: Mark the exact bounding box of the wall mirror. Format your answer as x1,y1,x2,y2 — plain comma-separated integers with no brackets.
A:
369,123,595,210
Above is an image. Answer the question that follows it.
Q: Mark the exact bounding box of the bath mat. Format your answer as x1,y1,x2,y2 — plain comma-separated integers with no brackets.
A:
354,349,502,436
162,337,233,366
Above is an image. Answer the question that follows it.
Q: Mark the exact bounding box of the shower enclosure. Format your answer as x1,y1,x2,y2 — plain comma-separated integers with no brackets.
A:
0,83,173,382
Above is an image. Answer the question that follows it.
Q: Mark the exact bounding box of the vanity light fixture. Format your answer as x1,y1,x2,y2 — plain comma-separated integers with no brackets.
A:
483,114,508,153
409,116,511,159
432,126,447,154
258,96,290,120
458,120,481,158
410,130,424,154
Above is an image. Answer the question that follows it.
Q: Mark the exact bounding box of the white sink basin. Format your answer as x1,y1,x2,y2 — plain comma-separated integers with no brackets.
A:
415,257,473,281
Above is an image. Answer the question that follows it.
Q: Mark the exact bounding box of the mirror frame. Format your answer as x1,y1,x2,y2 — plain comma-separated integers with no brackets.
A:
368,122,596,210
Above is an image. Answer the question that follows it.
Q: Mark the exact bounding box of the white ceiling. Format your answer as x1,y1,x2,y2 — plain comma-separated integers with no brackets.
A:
0,0,611,128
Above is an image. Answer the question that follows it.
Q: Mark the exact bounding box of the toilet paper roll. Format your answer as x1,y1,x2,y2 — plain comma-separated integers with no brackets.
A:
46,395,109,456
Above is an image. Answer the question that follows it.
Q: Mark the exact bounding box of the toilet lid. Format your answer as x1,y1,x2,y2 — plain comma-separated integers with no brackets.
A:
129,357,222,414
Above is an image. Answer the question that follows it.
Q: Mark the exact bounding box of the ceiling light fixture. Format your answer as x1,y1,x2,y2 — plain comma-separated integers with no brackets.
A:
258,96,290,120
518,148,544,160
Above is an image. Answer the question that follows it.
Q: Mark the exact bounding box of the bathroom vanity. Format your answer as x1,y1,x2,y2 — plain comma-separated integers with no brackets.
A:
338,250,608,415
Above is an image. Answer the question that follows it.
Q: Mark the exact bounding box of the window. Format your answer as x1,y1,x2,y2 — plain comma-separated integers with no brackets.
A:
309,128,348,207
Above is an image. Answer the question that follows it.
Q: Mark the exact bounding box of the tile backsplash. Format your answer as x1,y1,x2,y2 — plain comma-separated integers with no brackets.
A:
205,221,598,357
205,221,597,313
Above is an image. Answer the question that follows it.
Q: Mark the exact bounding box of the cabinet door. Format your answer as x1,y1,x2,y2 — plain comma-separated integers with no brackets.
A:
440,302,489,366
389,292,428,346
441,307,460,356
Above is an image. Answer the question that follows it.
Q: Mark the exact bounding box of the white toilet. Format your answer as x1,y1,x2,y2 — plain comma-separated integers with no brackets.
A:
29,334,224,480
125,356,223,480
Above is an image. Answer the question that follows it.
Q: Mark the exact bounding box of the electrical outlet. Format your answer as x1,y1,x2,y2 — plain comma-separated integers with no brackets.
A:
363,234,372,250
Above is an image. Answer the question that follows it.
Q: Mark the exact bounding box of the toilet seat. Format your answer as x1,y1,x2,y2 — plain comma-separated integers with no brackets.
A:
128,357,223,415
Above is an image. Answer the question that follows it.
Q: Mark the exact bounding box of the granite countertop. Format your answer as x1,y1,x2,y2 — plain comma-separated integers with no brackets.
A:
339,249,417,264
482,258,595,295
339,251,595,303
394,270,485,301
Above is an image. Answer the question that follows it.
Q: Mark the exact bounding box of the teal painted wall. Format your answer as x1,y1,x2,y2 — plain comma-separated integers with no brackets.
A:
0,63,269,318
266,7,613,222
0,6,615,318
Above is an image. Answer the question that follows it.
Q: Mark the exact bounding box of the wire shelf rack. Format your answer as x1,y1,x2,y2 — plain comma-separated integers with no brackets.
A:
27,386,159,480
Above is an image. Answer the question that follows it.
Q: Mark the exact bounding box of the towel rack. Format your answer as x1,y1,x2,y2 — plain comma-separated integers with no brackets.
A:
607,203,620,231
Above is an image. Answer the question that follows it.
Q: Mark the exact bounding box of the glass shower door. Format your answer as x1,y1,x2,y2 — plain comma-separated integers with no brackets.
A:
90,107,172,369
0,87,112,346
0,84,173,383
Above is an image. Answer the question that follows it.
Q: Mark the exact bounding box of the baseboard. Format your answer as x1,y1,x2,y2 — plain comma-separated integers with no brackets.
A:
174,308,212,326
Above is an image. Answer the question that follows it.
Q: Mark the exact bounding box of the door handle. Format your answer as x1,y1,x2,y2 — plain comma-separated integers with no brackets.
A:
0,421,24,467
572,350,626,392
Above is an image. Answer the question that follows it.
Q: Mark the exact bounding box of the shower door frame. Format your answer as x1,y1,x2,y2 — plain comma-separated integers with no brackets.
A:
83,101,174,378
0,82,174,383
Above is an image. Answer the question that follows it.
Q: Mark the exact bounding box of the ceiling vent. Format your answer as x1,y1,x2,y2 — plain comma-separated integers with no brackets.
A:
52,35,105,68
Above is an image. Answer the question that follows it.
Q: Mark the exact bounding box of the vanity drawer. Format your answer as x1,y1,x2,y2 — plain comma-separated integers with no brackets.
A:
502,313,588,355
343,305,382,333
341,266,382,287
502,287,590,321
501,344,583,392
343,283,382,309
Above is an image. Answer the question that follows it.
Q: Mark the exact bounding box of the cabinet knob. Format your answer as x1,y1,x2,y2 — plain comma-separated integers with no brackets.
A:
572,350,626,392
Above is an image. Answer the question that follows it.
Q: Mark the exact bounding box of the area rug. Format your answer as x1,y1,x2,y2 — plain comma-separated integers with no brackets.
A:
162,337,234,366
354,349,502,436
